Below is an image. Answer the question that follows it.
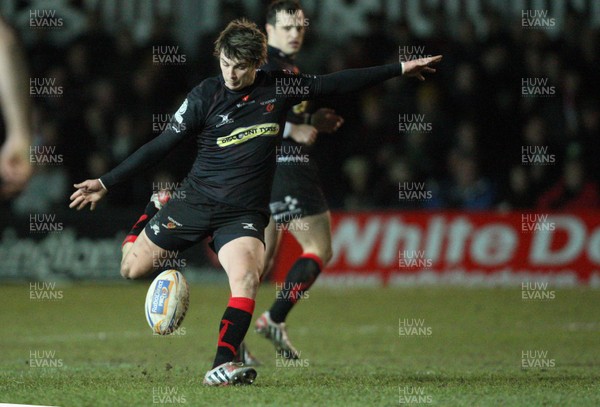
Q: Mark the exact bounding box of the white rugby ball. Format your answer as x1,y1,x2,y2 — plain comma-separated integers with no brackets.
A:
145,269,189,335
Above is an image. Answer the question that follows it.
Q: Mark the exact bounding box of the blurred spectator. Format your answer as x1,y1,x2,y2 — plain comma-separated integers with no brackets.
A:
497,166,535,211
537,158,600,210
427,152,495,210
342,156,373,210
12,121,67,214
373,156,423,210
578,101,600,184
111,114,136,163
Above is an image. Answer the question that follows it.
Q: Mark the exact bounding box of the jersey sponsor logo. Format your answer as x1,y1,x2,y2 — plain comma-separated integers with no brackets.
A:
236,99,256,108
260,98,276,105
217,123,280,147
168,216,182,227
242,223,258,231
151,224,160,235
236,95,256,108
216,112,234,128
162,216,182,230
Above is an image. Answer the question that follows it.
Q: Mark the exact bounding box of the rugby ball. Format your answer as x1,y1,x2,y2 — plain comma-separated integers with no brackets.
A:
145,270,189,335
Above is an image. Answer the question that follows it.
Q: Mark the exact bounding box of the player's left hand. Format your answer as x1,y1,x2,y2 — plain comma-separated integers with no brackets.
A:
69,179,107,211
311,108,344,133
402,55,443,81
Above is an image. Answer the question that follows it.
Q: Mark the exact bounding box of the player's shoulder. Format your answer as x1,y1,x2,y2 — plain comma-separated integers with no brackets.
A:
187,76,221,100
267,68,296,78
261,59,282,72
261,69,315,80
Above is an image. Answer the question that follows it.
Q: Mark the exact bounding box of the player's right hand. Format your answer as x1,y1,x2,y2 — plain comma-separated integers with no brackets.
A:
290,124,318,146
311,108,344,133
402,55,443,81
69,179,107,211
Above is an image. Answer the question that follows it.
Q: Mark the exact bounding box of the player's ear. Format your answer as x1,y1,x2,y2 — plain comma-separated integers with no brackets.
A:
265,23,274,37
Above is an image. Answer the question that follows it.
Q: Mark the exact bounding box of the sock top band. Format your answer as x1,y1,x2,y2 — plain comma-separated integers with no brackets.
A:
228,297,255,314
301,253,324,270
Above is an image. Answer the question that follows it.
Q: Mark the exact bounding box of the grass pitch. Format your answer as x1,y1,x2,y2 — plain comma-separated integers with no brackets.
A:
1,283,599,406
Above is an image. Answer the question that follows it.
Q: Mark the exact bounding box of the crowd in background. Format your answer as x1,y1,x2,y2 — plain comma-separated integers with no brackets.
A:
3,3,599,215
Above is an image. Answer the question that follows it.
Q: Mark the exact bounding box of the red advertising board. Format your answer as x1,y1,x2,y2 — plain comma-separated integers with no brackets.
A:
270,212,600,286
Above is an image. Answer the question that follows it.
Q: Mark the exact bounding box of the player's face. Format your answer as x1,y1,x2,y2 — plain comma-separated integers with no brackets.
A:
219,53,256,91
267,9,306,55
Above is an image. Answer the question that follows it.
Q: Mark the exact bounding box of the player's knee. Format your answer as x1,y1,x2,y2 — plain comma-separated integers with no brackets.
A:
120,262,131,279
231,268,261,292
320,245,333,265
307,245,332,266
120,259,147,280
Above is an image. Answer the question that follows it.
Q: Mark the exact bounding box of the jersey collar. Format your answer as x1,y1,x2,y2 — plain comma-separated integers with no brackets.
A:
267,45,295,64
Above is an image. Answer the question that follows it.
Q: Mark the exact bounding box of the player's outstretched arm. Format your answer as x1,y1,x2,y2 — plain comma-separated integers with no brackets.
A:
69,98,194,211
69,179,107,211
312,55,442,97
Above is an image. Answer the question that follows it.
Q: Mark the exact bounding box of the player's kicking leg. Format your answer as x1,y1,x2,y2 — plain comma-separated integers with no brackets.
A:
203,236,264,386
121,191,170,259
120,229,173,279
255,211,333,359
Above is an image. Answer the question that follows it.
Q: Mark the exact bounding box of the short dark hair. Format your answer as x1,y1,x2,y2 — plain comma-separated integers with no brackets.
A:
266,0,302,26
213,18,267,67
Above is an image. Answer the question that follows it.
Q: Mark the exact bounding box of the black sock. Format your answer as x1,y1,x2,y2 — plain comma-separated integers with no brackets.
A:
212,297,255,368
269,254,322,323
122,200,159,246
